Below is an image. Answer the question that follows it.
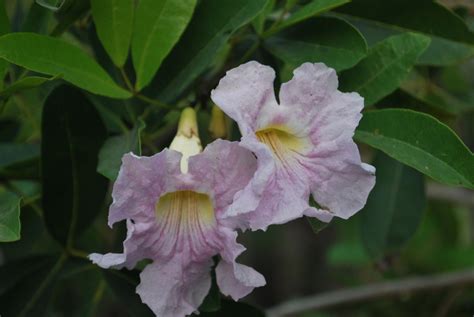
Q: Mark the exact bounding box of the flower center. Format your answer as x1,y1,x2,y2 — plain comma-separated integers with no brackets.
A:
255,127,304,162
154,191,220,258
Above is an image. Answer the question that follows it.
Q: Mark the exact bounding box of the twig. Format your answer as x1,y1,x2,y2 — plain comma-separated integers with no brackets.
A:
426,182,474,208
266,269,474,317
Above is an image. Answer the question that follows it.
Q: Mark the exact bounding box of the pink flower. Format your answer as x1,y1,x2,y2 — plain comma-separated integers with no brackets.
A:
212,61,376,230
89,109,265,317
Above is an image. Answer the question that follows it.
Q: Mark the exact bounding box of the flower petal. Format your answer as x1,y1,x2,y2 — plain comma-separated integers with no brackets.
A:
308,141,376,219
211,61,278,134
279,62,338,115
108,150,182,226
213,61,375,229
216,229,265,299
89,219,154,269
137,258,213,317
188,139,258,222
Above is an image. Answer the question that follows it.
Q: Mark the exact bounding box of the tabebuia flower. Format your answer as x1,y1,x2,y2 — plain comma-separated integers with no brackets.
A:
89,108,265,317
212,61,376,230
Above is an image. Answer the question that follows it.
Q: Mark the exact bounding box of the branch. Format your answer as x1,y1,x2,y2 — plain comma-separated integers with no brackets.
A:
266,269,474,317
426,182,474,208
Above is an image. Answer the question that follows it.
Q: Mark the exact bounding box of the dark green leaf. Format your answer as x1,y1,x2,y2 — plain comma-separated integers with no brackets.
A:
132,0,197,90
91,0,134,67
155,0,268,102
0,190,21,242
42,85,108,246
22,1,54,33
265,16,367,72
0,33,131,98
271,0,349,33
339,33,430,106
97,120,145,180
0,75,59,99
400,70,474,115
0,0,10,89
198,300,265,317
0,253,67,317
51,0,91,36
355,109,474,189
199,259,221,312
0,143,40,169
0,255,53,295
103,269,154,317
360,152,426,258
336,0,474,65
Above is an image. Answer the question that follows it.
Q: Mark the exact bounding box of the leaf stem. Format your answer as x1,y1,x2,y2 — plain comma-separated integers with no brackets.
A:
135,93,172,110
119,67,134,92
68,248,90,260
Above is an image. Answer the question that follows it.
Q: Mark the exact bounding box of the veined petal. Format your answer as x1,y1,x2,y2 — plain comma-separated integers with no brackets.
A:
212,61,376,230
211,61,278,135
137,258,213,317
90,138,264,316
108,150,182,226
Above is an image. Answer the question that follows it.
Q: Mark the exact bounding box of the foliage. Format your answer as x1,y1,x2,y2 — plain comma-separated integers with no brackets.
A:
0,0,473,316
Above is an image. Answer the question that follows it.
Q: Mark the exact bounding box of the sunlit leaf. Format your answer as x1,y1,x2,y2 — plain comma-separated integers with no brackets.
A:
271,0,349,33
336,0,474,65
132,0,197,90
339,33,430,106
0,33,131,98
91,0,134,67
154,0,268,102
265,16,367,71
355,109,474,189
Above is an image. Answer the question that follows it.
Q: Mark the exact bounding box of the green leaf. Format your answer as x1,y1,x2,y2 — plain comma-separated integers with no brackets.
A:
51,0,91,36
336,0,474,65
97,120,145,181
91,0,134,67
265,16,367,72
271,0,349,33
339,33,430,106
252,0,274,35
0,253,66,317
132,0,197,91
199,259,221,313
355,109,474,189
103,269,154,317
400,70,474,115
0,75,60,99
198,300,265,317
0,33,131,98
0,0,10,89
42,85,108,246
360,152,426,258
154,0,268,102
0,190,21,242
0,143,40,169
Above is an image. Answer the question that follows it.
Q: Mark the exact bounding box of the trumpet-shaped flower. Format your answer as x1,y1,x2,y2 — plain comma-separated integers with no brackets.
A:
211,62,376,230
89,109,265,317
